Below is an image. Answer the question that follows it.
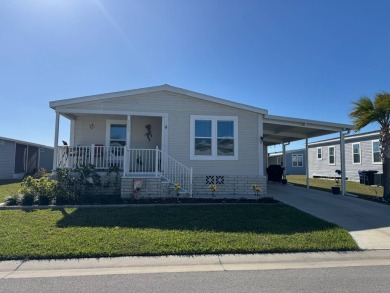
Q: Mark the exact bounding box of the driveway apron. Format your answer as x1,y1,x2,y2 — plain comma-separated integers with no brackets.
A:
267,182,390,250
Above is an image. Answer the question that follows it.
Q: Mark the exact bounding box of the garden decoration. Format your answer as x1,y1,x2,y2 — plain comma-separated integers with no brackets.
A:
252,184,262,196
145,124,152,141
209,184,217,197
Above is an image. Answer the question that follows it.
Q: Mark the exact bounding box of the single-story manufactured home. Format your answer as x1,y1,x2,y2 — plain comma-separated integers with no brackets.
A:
268,148,306,176
308,130,382,183
49,85,354,197
0,136,53,179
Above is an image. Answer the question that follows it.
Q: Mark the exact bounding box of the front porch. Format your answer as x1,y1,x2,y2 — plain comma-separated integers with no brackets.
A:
55,145,193,196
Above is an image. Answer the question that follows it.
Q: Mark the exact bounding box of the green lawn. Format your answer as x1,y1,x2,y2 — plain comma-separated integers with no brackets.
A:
287,175,384,198
0,205,358,260
0,179,22,203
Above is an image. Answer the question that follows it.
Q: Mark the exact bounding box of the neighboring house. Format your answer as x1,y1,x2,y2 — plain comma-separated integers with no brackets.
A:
308,131,382,182
0,137,53,179
268,148,306,175
49,84,353,197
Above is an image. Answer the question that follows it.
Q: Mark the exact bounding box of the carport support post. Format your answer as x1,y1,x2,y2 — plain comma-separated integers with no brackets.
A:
340,131,346,195
306,138,309,189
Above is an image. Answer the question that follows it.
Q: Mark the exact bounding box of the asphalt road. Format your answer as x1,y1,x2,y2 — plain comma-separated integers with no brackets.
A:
1,265,390,293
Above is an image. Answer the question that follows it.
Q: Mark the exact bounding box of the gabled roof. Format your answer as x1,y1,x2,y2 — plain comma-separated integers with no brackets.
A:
50,84,268,115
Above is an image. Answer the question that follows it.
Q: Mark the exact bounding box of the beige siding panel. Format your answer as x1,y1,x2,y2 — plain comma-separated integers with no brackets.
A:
66,92,260,176
131,116,162,149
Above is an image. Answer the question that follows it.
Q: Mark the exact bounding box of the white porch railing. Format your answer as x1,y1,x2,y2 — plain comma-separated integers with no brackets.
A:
56,145,193,196
56,145,124,170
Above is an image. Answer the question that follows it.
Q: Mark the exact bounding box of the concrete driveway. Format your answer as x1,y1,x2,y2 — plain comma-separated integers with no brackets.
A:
267,182,390,250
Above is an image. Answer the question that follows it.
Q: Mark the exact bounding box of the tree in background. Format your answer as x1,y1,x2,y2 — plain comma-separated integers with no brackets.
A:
349,92,390,201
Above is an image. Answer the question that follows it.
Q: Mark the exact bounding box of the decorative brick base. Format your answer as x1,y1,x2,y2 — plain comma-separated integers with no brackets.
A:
192,175,267,196
119,175,267,198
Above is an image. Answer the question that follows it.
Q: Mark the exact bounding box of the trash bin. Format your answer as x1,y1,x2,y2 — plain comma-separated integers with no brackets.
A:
358,170,378,185
374,173,384,186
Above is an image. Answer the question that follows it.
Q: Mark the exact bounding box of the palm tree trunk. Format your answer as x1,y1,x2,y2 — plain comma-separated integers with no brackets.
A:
384,157,390,201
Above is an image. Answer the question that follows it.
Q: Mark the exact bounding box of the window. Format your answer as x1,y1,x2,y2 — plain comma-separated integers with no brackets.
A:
317,147,322,160
372,140,382,164
292,154,303,167
110,124,127,147
352,143,361,164
328,146,335,165
191,116,238,160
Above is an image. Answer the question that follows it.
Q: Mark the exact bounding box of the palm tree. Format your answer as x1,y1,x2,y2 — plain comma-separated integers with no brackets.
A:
349,92,390,201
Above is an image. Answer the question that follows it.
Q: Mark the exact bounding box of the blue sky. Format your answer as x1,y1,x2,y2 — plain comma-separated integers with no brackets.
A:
1,0,389,151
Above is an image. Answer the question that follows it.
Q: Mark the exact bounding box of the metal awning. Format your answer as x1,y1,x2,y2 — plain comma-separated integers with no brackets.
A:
263,114,354,146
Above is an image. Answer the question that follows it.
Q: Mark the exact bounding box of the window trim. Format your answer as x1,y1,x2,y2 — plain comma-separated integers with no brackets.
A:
328,146,335,165
190,115,238,160
316,147,322,160
372,140,382,164
292,154,303,167
352,142,361,164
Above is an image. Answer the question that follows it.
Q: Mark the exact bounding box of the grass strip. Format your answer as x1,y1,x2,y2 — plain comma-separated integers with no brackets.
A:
0,204,358,260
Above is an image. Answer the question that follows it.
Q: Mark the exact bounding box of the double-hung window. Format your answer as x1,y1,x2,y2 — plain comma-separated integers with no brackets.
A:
328,146,335,165
191,116,238,160
372,140,382,164
352,143,361,164
292,154,303,167
317,147,322,160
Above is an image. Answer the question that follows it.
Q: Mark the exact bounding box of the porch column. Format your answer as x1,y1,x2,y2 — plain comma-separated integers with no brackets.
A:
306,138,309,189
282,143,286,180
123,115,131,177
340,131,346,195
53,112,60,171
258,114,264,176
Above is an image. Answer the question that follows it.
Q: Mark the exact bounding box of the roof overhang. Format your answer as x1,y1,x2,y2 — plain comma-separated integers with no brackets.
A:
263,114,354,146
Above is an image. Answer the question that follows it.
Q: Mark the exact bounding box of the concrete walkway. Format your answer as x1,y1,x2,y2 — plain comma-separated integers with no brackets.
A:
267,182,390,250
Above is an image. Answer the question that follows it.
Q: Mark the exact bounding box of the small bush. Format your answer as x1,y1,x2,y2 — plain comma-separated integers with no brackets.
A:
4,194,19,206
19,176,57,205
20,193,34,206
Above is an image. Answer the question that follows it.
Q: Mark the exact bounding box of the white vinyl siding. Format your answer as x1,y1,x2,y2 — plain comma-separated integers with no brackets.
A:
190,115,238,160
292,154,303,167
64,91,259,176
352,143,361,164
372,140,382,164
328,146,335,165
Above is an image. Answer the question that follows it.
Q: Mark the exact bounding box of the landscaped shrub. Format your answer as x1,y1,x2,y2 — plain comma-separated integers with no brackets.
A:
55,165,103,204
20,193,34,206
4,194,19,206
19,176,57,205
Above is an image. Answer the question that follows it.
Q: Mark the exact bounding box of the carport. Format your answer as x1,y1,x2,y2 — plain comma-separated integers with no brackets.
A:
262,114,354,195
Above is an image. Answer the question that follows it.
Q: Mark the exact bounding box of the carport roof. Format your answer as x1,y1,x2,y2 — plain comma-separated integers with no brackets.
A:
263,114,354,146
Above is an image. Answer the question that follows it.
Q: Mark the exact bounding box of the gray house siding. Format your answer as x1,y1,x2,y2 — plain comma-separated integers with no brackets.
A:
0,137,53,179
68,92,261,177
268,149,306,175
0,140,16,179
308,132,382,181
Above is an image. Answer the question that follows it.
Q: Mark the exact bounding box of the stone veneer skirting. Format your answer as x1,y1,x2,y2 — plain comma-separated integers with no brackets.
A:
120,175,267,198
